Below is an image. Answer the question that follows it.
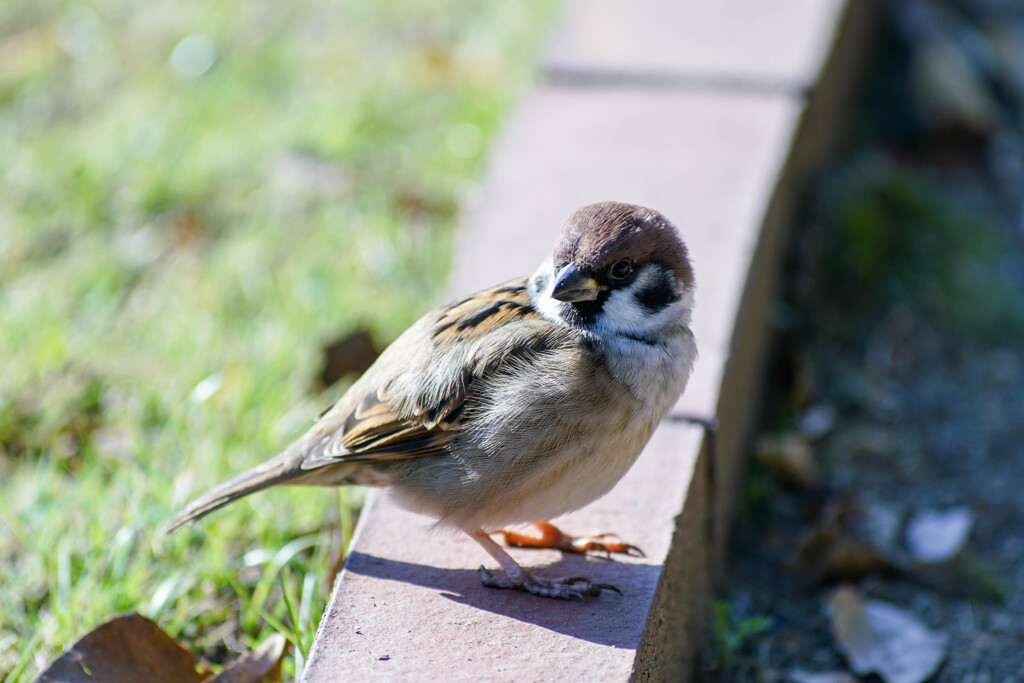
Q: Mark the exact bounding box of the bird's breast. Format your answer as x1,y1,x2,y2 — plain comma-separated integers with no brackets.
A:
439,326,696,531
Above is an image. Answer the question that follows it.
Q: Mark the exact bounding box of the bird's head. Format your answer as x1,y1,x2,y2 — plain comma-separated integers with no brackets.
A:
528,202,695,344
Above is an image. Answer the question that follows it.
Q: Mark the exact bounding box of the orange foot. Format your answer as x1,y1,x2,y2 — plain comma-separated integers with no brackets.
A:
497,521,645,558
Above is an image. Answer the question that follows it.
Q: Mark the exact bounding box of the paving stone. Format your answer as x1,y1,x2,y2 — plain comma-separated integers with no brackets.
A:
304,0,884,676
305,425,703,681
304,87,799,681
546,0,847,88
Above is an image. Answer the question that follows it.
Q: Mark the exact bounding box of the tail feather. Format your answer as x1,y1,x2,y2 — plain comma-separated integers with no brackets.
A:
163,452,305,535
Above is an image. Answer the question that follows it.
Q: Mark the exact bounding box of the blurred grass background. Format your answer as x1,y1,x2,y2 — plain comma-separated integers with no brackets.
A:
0,0,557,678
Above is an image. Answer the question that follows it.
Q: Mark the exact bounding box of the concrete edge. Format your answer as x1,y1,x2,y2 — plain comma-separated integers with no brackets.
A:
631,1,884,679
302,2,885,680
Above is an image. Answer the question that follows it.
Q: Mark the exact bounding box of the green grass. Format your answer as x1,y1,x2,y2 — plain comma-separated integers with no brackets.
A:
706,600,773,673
0,0,557,678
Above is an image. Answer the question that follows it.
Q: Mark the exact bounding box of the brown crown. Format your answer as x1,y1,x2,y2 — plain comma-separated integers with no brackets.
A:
551,202,694,289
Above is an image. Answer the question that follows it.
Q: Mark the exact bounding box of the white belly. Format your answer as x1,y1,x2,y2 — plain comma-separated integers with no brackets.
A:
471,330,695,530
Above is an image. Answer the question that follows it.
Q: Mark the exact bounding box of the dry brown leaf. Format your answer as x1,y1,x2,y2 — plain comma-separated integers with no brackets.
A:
756,433,820,488
797,499,900,581
317,329,380,390
827,585,947,683
799,527,898,581
167,210,205,249
208,633,288,683
35,613,291,683
34,613,204,683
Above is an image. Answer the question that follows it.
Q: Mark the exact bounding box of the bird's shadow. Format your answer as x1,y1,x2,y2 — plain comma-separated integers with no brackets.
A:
343,550,663,649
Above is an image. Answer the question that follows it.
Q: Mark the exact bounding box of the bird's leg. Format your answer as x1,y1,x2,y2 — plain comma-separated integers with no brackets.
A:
497,521,645,558
469,529,621,600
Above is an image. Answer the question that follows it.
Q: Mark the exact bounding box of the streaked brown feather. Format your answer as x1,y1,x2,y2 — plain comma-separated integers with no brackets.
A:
301,278,543,470
431,278,539,345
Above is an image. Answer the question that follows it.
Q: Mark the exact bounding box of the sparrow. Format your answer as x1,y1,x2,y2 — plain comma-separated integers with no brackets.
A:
165,201,697,600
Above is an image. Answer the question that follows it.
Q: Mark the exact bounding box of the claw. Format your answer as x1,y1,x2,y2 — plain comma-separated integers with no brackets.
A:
564,576,623,596
479,566,621,600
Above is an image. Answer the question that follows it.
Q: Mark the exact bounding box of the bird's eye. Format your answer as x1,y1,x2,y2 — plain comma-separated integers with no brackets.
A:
608,259,634,280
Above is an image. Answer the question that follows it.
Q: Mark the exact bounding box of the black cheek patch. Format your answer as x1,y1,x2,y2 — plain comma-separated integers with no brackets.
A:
634,270,679,312
568,289,611,324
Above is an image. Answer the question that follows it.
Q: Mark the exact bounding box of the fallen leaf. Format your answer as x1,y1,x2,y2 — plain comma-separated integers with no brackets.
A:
35,613,204,683
36,614,292,683
798,404,838,439
827,586,947,683
317,329,380,391
167,210,205,248
799,526,899,581
393,186,449,223
756,433,820,488
208,633,288,683
796,498,997,599
905,506,973,563
797,499,900,581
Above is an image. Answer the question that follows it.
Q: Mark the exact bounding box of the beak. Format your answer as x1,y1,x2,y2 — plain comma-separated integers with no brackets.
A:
550,263,600,302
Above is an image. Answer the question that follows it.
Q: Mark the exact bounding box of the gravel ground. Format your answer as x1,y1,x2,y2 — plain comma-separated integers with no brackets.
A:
706,3,1024,681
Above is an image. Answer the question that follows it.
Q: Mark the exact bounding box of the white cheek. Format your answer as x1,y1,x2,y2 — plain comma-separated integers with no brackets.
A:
530,257,574,325
598,288,653,332
595,272,693,339
676,287,695,326
534,293,567,324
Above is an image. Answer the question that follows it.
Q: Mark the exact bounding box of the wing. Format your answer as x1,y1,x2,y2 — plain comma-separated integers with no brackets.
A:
300,277,552,470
